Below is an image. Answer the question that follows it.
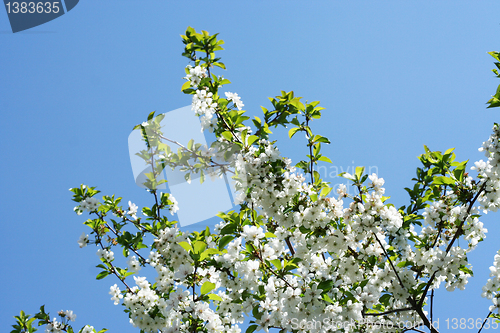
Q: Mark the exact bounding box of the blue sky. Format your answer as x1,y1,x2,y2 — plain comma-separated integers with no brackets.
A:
1,1,500,332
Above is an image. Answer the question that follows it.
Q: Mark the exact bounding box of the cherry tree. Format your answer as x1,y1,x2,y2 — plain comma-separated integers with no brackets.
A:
11,27,500,333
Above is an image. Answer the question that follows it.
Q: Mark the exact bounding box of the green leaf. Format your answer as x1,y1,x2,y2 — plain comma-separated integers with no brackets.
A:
220,223,237,235
444,147,455,156
318,280,334,292
270,259,282,270
283,262,298,272
488,95,500,108
200,281,216,295
213,62,226,69
355,166,365,180
459,265,474,276
181,80,191,92
288,127,300,139
289,98,305,111
379,293,391,305
396,260,412,268
218,235,234,250
253,116,262,126
318,156,332,163
322,293,335,304
200,248,220,261
208,294,223,302
489,51,500,63
433,176,455,185
193,241,207,254
96,271,110,280
247,135,259,146
312,135,330,144
320,187,332,197
147,111,155,121
453,161,467,181
221,131,233,141
246,325,258,333
27,318,36,327
313,143,321,156
177,241,193,252
187,139,194,151
360,174,368,184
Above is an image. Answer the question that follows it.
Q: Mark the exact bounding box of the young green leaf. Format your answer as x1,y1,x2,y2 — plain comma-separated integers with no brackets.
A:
200,281,216,295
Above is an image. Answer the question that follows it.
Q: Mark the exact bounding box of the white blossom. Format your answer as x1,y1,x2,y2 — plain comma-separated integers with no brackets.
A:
77,232,89,248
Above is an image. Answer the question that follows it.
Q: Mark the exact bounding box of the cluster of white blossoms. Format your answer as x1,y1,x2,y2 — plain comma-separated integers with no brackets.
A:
225,92,244,110
127,201,138,219
44,310,76,333
414,198,484,290
81,325,95,333
109,284,123,305
99,216,249,333
123,276,166,332
45,319,63,333
185,66,247,134
482,250,500,314
192,88,218,132
78,232,89,248
184,65,218,132
97,248,114,262
77,197,99,214
471,124,500,314
168,194,179,215
472,123,500,212
184,65,207,88
105,227,183,331
127,255,141,272
60,310,76,321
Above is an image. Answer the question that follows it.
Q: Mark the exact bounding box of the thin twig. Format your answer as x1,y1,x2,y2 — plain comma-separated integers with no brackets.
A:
104,221,147,262
285,236,296,256
477,311,492,333
430,289,434,325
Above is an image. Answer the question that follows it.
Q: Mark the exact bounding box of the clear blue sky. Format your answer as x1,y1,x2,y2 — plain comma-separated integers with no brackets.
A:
1,1,500,332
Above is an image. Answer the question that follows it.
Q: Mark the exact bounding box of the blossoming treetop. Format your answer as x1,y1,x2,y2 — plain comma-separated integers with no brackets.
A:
11,27,500,333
